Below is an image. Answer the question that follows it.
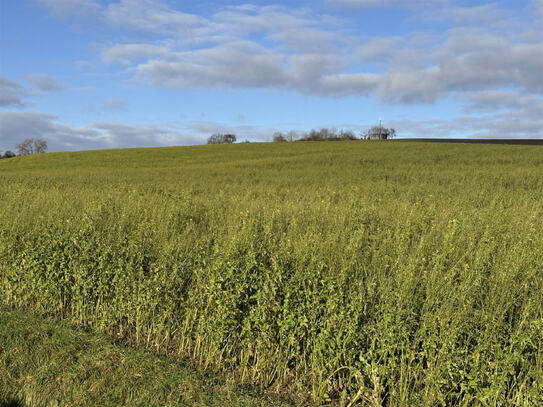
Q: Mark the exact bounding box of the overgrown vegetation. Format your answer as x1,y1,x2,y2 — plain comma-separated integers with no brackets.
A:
1,142,542,406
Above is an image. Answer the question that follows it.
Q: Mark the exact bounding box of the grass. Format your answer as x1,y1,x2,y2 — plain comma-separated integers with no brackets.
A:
0,308,294,407
1,141,542,405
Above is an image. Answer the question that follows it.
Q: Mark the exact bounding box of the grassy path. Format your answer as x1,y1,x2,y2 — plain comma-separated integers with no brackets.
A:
0,309,296,407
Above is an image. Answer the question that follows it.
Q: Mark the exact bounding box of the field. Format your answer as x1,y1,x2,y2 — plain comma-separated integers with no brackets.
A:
1,141,542,406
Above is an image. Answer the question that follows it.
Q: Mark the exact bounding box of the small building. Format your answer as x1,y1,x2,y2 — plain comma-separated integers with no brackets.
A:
365,122,395,140
368,131,389,140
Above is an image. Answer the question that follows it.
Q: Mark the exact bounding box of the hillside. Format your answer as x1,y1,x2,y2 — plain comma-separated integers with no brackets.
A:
1,141,542,406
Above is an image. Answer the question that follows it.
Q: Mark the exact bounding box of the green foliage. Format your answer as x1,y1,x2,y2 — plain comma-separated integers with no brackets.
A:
207,133,237,144
273,128,358,142
0,150,16,160
1,142,542,405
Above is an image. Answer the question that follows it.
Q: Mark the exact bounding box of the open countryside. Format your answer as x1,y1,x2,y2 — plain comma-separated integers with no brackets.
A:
1,0,543,405
1,141,542,405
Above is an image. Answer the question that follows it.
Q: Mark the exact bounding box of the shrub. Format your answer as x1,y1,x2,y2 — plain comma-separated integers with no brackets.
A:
0,150,16,159
207,134,237,144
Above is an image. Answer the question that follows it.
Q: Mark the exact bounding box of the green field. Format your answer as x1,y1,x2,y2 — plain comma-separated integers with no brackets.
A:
1,141,542,406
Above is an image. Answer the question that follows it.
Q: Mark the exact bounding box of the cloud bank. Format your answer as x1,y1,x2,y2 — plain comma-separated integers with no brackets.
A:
38,0,539,105
0,76,30,107
5,0,541,149
0,111,203,152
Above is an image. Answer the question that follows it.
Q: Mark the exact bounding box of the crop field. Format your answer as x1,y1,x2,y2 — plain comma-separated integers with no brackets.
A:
1,141,542,406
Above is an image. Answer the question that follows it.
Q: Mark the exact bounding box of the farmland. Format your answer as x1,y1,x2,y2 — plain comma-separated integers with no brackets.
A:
0,141,542,406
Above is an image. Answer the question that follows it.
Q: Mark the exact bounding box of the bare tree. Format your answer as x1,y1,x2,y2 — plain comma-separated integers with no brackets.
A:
286,130,298,142
273,132,286,142
16,138,48,155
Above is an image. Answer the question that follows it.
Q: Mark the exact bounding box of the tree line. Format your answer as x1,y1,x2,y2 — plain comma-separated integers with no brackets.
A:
274,126,396,142
0,138,48,159
206,127,396,144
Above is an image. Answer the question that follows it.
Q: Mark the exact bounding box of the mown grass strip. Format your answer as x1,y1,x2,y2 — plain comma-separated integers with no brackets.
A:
0,309,295,407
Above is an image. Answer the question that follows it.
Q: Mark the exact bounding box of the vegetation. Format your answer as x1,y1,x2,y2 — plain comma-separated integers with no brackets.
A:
0,308,293,407
1,141,542,406
15,138,48,155
273,128,358,142
1,138,48,160
0,150,16,160
207,133,237,144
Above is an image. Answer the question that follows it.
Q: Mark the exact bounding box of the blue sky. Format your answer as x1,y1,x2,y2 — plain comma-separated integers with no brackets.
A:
1,0,542,151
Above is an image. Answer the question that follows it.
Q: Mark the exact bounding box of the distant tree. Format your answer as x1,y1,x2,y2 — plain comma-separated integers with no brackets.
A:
207,133,237,144
207,134,220,144
364,127,396,140
16,138,48,155
300,128,327,141
273,132,287,142
338,130,358,140
269,127,362,143
298,128,358,142
1,150,16,159
286,130,298,142
223,134,236,144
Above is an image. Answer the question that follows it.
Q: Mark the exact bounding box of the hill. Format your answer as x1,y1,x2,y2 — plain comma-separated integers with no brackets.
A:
1,141,542,406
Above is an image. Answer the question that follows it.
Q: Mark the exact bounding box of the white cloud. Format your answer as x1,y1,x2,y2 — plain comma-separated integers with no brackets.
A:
104,0,203,35
390,92,543,139
96,2,543,104
102,43,171,65
329,0,449,8
27,74,63,91
36,0,101,16
463,91,543,114
33,0,543,141
103,98,128,110
0,76,29,107
357,37,404,62
134,42,289,89
0,111,203,152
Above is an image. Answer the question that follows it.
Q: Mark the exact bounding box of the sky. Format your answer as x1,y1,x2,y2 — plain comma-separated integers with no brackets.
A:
0,0,542,152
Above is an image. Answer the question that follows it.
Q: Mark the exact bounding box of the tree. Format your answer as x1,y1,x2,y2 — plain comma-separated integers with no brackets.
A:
273,132,287,142
223,134,236,144
297,128,358,142
15,138,48,155
1,150,16,159
207,133,237,144
338,130,357,140
286,130,298,142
